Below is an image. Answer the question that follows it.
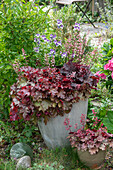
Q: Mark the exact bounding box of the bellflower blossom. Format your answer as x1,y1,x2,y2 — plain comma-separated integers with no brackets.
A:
53,35,57,39
54,40,62,47
50,34,56,40
46,39,50,43
36,34,40,38
42,35,46,40
49,49,56,56
57,41,62,46
57,19,63,29
61,52,67,58
72,53,75,58
54,40,58,46
34,47,39,53
34,38,37,42
43,37,47,42
50,34,53,39
73,23,80,31
37,38,40,45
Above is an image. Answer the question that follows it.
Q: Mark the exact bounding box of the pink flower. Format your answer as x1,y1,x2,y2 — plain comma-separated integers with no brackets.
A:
95,71,100,83
95,71,100,77
91,51,96,55
92,109,97,116
80,114,86,126
111,72,113,79
101,123,104,127
74,123,78,129
66,127,70,131
22,48,26,56
99,73,106,79
104,58,113,72
95,71,106,80
104,63,109,70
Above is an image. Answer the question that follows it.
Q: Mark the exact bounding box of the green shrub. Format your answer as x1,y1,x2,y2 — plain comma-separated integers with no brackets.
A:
0,0,50,55
0,51,17,119
0,0,50,118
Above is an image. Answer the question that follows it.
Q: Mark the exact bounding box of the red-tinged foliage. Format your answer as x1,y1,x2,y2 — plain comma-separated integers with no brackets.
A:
64,113,113,155
10,61,98,124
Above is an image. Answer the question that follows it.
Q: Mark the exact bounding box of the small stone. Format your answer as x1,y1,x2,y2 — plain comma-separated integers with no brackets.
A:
16,156,31,170
10,143,33,160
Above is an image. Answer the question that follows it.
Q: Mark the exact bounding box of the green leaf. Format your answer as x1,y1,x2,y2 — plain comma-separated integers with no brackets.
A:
0,136,3,142
6,65,12,70
99,108,107,117
107,111,113,123
103,117,113,131
41,100,53,111
25,131,32,138
34,101,41,107
107,47,113,57
35,100,53,112
110,38,113,46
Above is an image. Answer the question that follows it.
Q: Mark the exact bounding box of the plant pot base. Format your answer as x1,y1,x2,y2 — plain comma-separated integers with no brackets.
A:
77,149,106,169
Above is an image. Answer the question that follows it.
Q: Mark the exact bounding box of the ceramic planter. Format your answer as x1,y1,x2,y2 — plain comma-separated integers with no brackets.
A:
77,149,106,169
38,99,88,149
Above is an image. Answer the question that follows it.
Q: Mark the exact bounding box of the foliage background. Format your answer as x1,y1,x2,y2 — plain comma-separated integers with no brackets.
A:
0,0,50,119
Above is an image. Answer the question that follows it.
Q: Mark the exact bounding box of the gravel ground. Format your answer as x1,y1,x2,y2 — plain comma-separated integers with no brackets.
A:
80,23,111,48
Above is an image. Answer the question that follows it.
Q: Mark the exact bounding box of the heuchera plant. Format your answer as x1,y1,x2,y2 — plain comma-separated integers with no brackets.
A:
64,110,113,155
10,60,98,124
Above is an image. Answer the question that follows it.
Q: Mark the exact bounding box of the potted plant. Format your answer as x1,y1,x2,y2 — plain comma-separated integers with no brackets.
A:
10,60,98,149
64,110,113,169
9,24,99,149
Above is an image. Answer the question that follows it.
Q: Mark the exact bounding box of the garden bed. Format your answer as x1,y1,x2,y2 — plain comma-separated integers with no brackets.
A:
0,1,113,169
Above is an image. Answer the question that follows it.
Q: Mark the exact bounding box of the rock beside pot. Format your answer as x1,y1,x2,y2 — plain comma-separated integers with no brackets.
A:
10,143,33,160
16,156,31,170
77,149,106,169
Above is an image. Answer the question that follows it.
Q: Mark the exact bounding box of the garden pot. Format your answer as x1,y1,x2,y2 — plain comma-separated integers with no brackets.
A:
77,149,106,169
38,99,88,149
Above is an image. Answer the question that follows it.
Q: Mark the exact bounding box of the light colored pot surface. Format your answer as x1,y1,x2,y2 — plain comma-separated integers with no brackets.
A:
38,99,88,149
77,149,106,168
